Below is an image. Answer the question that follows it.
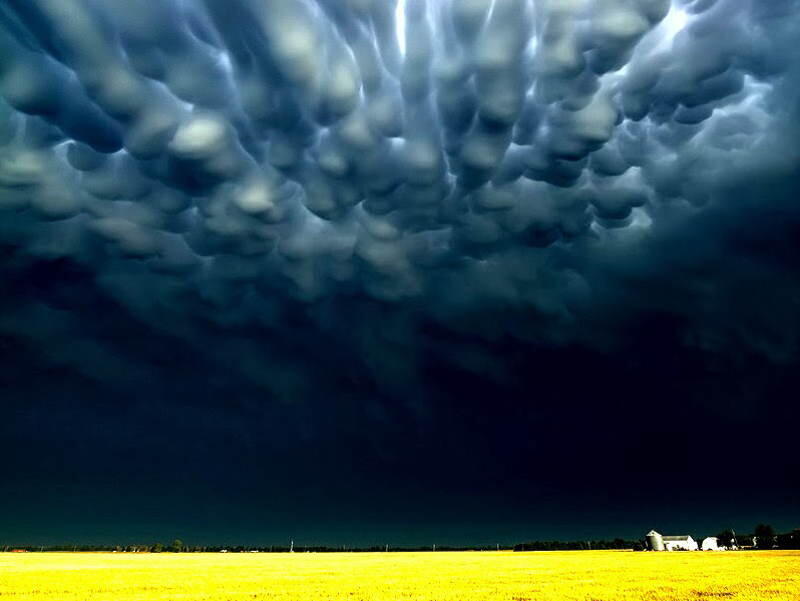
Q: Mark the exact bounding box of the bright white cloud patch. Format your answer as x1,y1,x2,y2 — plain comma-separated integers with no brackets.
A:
662,5,688,39
1,0,799,380
396,0,407,56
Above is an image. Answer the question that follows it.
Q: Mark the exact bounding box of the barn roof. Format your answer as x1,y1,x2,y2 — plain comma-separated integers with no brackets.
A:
662,535,692,541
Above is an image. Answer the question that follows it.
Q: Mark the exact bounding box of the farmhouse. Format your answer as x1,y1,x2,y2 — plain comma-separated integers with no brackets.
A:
645,530,699,551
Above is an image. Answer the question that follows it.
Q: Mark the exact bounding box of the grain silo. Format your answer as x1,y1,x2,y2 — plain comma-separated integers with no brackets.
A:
646,530,665,551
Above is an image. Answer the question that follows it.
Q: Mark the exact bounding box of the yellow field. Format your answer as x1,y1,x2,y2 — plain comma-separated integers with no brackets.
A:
1,550,798,601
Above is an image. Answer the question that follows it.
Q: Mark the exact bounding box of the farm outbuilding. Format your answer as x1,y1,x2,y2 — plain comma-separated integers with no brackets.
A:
645,531,698,551
646,530,665,551
702,537,720,551
662,535,698,551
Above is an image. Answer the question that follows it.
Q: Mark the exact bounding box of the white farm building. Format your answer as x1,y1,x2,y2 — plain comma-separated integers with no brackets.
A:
645,530,699,551
702,537,720,551
662,535,698,551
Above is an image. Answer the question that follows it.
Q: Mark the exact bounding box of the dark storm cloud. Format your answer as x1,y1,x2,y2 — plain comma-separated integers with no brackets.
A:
0,0,800,544
1,0,799,468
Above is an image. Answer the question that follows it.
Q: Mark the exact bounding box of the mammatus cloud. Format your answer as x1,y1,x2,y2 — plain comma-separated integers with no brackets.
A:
1,0,799,406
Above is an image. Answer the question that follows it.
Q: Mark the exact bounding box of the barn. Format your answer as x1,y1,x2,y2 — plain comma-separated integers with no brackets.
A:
662,535,698,551
645,530,699,551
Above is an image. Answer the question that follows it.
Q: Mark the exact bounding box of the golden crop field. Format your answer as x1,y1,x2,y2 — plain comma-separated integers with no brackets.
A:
1,550,798,601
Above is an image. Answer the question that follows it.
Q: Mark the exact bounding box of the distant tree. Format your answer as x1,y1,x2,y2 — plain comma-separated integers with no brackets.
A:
754,524,775,549
152,542,164,553
169,539,184,553
714,529,736,548
775,531,798,550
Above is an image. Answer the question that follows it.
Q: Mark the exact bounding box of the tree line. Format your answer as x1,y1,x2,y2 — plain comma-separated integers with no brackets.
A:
513,539,643,551
685,524,800,550
4,525,798,553
1,540,515,553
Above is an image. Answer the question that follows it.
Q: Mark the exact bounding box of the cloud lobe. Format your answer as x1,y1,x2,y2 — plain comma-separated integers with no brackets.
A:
1,0,799,410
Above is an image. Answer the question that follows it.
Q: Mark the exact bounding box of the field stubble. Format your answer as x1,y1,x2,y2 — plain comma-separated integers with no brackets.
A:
1,550,798,601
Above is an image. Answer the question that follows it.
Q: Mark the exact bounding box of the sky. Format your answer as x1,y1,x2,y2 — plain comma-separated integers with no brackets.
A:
1,0,799,547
